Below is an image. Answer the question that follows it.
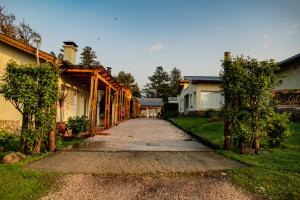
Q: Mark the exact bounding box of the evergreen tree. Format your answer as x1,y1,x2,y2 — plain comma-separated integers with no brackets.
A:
80,46,100,66
169,67,182,97
114,71,141,97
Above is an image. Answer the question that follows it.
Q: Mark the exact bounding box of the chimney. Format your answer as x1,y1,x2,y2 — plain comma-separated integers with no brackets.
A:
63,41,78,64
224,51,231,61
106,67,112,74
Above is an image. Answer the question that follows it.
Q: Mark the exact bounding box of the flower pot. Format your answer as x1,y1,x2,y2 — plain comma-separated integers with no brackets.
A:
56,122,67,134
62,135,74,141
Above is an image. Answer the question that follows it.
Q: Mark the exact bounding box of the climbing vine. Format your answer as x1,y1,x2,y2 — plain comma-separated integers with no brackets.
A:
0,61,58,154
220,55,289,152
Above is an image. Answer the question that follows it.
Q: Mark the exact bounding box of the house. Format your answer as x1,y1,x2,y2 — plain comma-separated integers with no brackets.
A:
137,98,163,118
0,33,140,134
274,53,300,120
177,76,223,116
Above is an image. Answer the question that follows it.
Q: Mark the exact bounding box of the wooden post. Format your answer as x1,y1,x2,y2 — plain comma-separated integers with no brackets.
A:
88,76,95,135
224,51,231,149
114,92,118,125
91,73,98,136
104,84,111,129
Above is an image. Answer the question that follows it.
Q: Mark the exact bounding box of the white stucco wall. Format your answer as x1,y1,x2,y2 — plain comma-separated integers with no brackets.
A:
177,81,223,114
276,62,300,90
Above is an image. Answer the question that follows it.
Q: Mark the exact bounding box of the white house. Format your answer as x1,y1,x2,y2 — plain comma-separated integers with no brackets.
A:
177,76,224,116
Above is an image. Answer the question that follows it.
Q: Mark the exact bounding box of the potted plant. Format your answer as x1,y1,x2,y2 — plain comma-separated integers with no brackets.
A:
56,90,69,134
67,116,88,137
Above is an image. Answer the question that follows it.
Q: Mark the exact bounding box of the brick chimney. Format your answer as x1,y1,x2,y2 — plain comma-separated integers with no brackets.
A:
63,41,78,64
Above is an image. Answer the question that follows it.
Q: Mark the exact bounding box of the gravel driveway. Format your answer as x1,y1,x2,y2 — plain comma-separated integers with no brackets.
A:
31,118,250,200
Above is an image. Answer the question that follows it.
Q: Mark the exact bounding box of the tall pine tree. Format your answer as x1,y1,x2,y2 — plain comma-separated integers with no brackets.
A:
80,46,100,66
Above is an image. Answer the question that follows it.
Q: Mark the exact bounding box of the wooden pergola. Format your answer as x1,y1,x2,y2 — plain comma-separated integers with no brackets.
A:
60,65,137,136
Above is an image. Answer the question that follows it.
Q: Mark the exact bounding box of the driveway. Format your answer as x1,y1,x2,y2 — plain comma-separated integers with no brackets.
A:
29,118,250,200
68,118,209,151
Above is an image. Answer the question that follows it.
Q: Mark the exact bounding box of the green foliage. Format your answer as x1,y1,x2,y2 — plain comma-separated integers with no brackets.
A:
220,56,285,148
205,109,221,118
0,129,14,147
265,111,292,147
67,116,88,135
80,46,100,66
170,116,300,199
143,66,182,101
114,71,141,97
0,62,59,154
161,103,178,119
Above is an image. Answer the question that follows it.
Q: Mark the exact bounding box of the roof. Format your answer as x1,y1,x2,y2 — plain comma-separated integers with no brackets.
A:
278,53,300,70
63,41,78,47
0,33,62,65
183,76,222,83
137,98,164,107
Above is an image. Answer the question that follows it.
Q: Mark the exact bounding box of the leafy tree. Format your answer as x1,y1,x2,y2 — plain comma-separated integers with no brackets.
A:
220,55,290,152
80,46,100,66
169,67,182,97
50,51,56,57
57,48,64,60
0,6,41,46
0,6,17,38
114,71,141,97
16,20,41,46
0,62,58,154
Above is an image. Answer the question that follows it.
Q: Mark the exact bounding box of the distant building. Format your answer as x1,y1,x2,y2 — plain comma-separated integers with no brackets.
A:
177,76,223,116
168,97,178,103
274,53,300,120
137,98,164,118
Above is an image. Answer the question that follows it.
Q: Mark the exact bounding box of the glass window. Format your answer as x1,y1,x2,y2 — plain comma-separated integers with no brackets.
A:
200,91,224,109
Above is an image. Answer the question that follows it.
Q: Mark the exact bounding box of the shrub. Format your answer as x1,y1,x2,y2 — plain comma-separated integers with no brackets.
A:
0,129,14,147
265,112,292,147
67,116,88,135
162,103,179,119
205,109,220,118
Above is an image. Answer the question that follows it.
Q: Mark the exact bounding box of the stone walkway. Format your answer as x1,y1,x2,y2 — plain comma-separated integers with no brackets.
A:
29,118,250,200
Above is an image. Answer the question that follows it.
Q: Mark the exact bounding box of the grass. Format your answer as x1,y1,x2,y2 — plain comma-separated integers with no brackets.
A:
169,116,300,200
0,136,84,200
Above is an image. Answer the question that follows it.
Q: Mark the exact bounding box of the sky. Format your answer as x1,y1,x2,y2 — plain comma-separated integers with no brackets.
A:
1,0,300,87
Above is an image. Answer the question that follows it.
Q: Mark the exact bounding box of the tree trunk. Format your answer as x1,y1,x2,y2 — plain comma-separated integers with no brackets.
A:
32,138,41,154
20,113,29,153
49,103,57,152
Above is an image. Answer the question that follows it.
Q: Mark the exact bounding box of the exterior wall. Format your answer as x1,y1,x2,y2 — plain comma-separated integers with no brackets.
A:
140,107,161,118
57,76,89,123
0,41,88,128
276,62,300,90
178,81,223,115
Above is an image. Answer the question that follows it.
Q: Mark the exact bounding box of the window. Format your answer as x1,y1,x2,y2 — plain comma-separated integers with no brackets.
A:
200,91,224,109
193,92,196,106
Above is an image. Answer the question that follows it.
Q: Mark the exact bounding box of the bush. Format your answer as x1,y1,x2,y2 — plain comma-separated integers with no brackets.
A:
161,103,179,119
0,129,14,146
266,112,292,147
67,116,88,135
205,109,220,118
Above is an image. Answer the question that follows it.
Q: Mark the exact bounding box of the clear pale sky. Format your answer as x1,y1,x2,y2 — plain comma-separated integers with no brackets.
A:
1,0,300,87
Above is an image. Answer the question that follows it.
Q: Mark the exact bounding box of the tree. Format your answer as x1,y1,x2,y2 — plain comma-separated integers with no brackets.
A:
169,67,182,97
220,55,287,152
0,62,58,154
143,66,182,101
16,20,41,46
0,6,17,38
80,46,100,66
114,71,141,97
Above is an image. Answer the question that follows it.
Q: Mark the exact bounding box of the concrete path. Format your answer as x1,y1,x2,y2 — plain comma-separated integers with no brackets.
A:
67,118,209,151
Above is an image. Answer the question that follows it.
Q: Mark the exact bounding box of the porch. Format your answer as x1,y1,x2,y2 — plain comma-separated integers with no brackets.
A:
60,65,140,136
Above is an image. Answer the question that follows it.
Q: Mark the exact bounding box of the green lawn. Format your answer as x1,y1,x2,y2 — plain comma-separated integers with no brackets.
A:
0,137,83,200
169,116,300,200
